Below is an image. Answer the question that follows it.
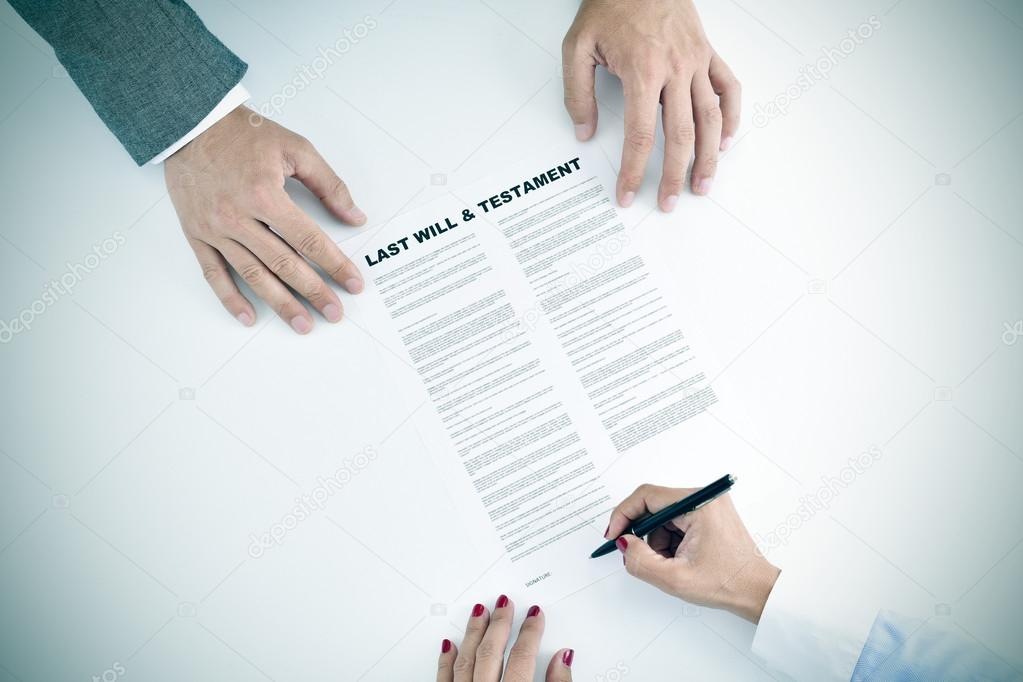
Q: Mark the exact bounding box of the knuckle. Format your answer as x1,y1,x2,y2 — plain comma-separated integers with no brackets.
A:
507,646,535,666
563,95,593,113
328,176,349,200
629,48,660,76
661,178,685,195
269,254,298,279
560,32,576,55
452,655,475,675
625,128,656,154
464,614,488,634
667,123,696,146
222,292,245,308
292,134,315,153
329,254,354,280
212,197,239,225
699,105,722,125
475,640,501,662
190,221,214,238
249,185,277,215
240,264,264,285
561,31,589,57
619,172,645,190
200,263,222,283
696,156,718,176
502,663,531,682
301,279,326,302
297,230,326,258
273,300,295,318
668,54,690,76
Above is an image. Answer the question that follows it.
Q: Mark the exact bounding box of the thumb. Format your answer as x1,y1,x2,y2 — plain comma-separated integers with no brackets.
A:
561,37,598,141
545,648,574,682
618,534,680,594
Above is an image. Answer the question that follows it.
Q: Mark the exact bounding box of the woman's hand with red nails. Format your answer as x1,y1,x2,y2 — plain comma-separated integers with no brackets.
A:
562,0,741,212
436,596,574,681
606,483,780,624
165,105,367,333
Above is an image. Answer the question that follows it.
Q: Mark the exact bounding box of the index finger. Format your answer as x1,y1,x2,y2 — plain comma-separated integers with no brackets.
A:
503,605,544,682
453,602,489,682
561,34,598,140
287,137,367,227
607,484,699,539
260,193,364,294
473,595,514,681
617,78,661,208
709,53,741,149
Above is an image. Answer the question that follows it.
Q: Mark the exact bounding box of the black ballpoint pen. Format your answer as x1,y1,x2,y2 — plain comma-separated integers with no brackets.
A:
590,474,736,558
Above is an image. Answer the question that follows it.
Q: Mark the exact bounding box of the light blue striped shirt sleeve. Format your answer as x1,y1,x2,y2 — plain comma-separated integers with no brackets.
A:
850,610,1020,681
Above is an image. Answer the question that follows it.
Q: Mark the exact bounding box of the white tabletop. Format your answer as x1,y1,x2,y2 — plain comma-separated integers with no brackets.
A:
1,1,1022,680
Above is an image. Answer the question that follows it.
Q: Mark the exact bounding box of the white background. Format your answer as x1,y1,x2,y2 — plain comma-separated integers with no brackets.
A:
1,1,1021,680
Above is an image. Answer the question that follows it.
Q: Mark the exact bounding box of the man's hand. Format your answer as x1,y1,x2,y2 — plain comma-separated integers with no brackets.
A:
165,106,367,333
607,483,779,623
562,0,740,212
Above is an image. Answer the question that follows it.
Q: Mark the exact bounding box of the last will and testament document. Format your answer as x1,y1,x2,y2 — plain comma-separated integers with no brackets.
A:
350,148,717,601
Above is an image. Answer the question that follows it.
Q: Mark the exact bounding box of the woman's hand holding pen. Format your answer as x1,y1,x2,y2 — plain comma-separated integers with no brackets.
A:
432,484,777,677
607,483,780,623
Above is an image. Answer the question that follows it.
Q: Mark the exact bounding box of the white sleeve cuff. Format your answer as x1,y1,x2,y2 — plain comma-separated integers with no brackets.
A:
146,82,251,164
751,558,880,681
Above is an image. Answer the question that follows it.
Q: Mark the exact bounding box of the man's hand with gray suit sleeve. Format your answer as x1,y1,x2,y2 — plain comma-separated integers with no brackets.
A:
8,0,366,334
165,106,367,333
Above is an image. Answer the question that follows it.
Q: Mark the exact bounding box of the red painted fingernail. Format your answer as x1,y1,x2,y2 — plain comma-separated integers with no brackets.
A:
527,605,540,617
495,594,509,609
562,649,575,667
471,603,485,617
616,537,628,552
603,524,610,538
441,639,452,653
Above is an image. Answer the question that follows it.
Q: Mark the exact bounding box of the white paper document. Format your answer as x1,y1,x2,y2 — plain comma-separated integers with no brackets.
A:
350,148,717,601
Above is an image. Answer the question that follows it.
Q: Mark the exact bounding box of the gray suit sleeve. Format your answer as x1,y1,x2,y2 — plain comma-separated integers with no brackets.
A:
8,0,248,165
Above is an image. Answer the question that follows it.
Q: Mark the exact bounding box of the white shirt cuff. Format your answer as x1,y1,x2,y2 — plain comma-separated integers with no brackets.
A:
751,558,880,681
146,83,250,164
